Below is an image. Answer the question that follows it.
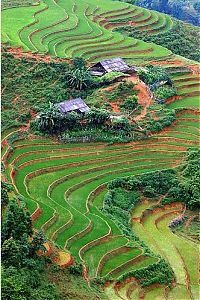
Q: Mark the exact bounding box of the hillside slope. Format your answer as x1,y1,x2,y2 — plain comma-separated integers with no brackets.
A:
2,0,173,61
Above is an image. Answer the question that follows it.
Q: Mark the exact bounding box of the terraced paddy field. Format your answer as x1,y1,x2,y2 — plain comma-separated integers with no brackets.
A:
2,1,200,297
2,0,173,61
132,203,199,300
2,104,199,299
167,73,200,109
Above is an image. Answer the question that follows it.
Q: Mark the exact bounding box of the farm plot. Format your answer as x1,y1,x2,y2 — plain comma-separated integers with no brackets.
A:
167,72,200,109
2,0,172,61
2,107,199,287
132,201,199,299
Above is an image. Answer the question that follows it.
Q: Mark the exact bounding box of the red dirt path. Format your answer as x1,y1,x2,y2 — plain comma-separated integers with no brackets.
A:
127,74,153,121
104,74,152,119
5,46,71,64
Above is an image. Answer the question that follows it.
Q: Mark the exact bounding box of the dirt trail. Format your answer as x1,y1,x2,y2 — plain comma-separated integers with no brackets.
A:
4,46,71,64
127,75,153,122
148,59,185,67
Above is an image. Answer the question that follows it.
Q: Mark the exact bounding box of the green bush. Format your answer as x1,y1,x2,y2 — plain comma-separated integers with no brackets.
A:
154,86,177,102
120,95,138,111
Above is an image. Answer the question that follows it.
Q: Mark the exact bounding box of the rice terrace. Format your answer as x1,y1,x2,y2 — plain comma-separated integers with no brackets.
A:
1,0,200,299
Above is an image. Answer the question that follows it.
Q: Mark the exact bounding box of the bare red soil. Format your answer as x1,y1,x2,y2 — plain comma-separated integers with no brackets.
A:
127,75,153,121
5,46,71,64
149,59,185,67
110,102,120,113
187,65,200,75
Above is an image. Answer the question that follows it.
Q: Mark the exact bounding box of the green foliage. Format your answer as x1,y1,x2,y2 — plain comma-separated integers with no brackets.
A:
140,108,176,133
68,262,83,275
93,71,126,86
1,181,13,207
36,102,63,133
2,239,22,268
86,108,110,126
1,51,95,132
1,197,106,300
120,95,138,111
128,259,174,287
108,81,137,101
65,59,94,90
154,86,177,102
1,266,60,300
59,127,134,144
102,188,141,241
2,200,33,242
138,65,170,86
108,149,200,211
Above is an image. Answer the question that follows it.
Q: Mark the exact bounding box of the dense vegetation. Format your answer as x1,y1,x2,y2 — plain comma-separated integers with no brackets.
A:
137,0,200,26
115,20,200,62
1,52,101,132
2,50,181,144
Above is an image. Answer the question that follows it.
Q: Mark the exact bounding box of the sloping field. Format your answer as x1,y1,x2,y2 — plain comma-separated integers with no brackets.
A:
2,0,172,61
167,73,200,109
2,106,199,295
132,202,199,300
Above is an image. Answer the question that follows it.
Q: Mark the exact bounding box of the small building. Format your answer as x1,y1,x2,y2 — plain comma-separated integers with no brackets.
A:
90,57,136,76
56,98,89,114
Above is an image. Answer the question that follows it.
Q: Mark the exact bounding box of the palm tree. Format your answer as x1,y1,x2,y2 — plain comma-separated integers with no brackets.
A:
37,102,59,132
66,67,93,90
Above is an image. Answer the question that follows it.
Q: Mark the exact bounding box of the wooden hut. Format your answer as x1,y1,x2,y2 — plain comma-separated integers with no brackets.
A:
56,98,89,114
90,57,136,76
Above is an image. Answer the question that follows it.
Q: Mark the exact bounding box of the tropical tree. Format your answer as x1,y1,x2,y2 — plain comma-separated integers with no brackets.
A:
65,67,93,90
36,102,61,132
2,200,33,242
1,239,22,268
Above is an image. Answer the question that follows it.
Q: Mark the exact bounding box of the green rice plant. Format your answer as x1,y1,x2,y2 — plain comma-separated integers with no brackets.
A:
100,247,142,277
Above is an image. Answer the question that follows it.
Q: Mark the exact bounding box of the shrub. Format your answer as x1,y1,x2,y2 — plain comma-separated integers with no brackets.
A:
120,95,138,111
154,86,177,103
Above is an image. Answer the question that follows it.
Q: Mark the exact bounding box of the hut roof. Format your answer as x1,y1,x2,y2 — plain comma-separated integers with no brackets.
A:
100,58,131,73
57,98,89,114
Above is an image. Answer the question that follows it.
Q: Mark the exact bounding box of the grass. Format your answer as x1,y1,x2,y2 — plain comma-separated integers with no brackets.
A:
132,201,157,218
132,206,199,299
142,210,187,284
69,213,110,258
2,34,200,297
168,284,191,300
